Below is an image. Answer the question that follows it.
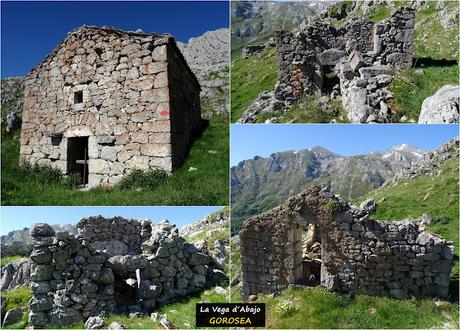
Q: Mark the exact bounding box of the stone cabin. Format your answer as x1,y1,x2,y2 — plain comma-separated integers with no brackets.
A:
240,185,454,299
27,217,223,327
19,26,201,187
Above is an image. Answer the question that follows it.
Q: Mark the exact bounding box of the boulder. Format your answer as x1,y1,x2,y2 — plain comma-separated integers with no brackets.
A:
318,49,346,66
30,223,55,238
2,307,25,326
1,258,33,291
418,85,459,124
85,315,105,329
108,322,128,330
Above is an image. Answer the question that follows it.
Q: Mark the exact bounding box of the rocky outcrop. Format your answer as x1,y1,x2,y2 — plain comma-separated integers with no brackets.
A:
388,137,459,184
1,77,24,132
240,185,454,299
0,241,31,257
177,28,229,117
418,85,460,124
0,258,33,291
27,217,226,328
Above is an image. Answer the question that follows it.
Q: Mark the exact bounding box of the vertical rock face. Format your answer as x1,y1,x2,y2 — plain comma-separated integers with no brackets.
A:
0,258,33,291
240,185,454,299
27,217,223,327
177,28,229,117
20,26,201,187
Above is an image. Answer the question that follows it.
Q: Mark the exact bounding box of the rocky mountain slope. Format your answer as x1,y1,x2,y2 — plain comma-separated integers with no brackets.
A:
1,77,24,132
231,0,333,53
177,28,229,117
0,224,77,246
231,142,427,234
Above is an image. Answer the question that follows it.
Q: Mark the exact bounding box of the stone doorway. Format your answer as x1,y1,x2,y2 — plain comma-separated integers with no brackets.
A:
66,136,89,185
297,224,322,286
113,273,138,314
321,65,340,95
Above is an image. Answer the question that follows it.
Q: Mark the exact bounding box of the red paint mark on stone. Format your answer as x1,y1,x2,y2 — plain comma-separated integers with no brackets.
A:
160,111,170,117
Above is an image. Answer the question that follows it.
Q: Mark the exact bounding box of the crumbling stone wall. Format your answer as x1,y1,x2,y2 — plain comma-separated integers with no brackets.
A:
276,8,414,96
20,26,201,187
240,185,454,299
28,217,218,327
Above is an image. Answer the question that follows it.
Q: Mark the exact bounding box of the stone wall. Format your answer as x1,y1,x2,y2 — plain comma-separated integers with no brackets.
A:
240,185,454,299
167,43,202,169
266,7,415,123
28,217,219,327
20,26,201,187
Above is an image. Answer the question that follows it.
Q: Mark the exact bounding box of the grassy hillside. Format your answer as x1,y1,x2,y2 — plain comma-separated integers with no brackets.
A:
230,47,278,122
230,286,459,329
389,64,459,121
357,159,459,288
1,117,229,206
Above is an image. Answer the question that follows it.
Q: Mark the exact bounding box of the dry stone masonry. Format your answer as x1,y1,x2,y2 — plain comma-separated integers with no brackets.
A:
239,7,416,123
240,185,454,299
27,217,225,327
20,26,201,187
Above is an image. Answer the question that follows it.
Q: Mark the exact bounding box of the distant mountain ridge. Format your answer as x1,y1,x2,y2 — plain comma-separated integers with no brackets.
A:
231,142,432,234
0,224,77,245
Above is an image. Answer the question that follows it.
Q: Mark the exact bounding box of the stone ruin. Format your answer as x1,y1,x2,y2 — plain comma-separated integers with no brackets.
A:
239,7,416,123
240,185,454,299
20,26,201,187
27,217,226,327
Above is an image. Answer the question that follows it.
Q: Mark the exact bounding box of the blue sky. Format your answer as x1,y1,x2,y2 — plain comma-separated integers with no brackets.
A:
1,1,229,77
231,124,459,165
0,206,223,235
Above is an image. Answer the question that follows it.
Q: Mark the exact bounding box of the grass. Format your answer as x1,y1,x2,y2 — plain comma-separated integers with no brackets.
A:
357,159,459,286
230,47,278,122
0,255,25,268
256,96,349,123
231,286,459,329
2,286,32,311
368,4,392,22
414,1,459,60
389,64,459,121
1,117,229,206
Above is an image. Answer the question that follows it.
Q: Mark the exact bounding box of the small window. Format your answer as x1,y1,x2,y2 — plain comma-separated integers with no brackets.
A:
51,136,62,146
74,91,83,104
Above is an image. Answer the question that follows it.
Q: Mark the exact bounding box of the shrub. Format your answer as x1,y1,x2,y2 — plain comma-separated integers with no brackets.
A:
18,163,79,188
3,286,32,310
275,299,299,318
119,169,168,190
324,199,342,214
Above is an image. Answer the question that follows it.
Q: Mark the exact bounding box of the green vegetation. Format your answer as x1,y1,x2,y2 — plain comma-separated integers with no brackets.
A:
414,1,459,60
230,47,278,122
3,286,32,311
323,199,341,214
1,118,229,206
0,255,26,268
358,159,459,286
231,286,459,329
389,64,459,121
368,4,392,22
259,96,349,123
119,169,168,190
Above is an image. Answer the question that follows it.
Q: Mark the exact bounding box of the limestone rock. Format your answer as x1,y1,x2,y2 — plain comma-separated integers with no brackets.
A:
418,85,460,124
84,315,105,329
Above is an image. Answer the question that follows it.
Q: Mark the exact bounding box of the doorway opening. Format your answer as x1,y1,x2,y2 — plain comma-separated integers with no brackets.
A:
298,224,322,286
67,136,89,186
113,273,138,314
322,65,340,95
